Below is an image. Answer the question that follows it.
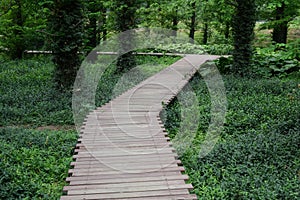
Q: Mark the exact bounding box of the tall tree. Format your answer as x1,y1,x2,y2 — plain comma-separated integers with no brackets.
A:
48,0,84,90
188,0,196,42
232,0,256,76
257,0,300,44
84,0,108,52
0,0,47,59
11,0,24,59
113,0,138,73
272,2,288,44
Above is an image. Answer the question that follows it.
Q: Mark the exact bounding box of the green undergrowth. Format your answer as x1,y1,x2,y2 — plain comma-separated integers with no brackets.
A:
0,58,73,126
0,128,77,199
163,73,300,199
0,55,179,199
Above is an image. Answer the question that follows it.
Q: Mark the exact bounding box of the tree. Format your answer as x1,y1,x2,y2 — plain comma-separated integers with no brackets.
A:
48,0,84,90
84,0,108,52
112,0,138,73
257,0,300,44
188,1,196,42
0,0,47,59
231,0,256,76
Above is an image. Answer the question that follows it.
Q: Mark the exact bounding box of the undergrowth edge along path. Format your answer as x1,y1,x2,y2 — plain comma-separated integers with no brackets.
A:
61,55,220,200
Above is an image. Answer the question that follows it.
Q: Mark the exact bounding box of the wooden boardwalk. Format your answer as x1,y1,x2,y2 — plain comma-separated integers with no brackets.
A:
61,55,219,200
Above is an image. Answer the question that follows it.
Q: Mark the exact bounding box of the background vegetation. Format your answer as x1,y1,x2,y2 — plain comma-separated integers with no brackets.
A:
0,0,299,199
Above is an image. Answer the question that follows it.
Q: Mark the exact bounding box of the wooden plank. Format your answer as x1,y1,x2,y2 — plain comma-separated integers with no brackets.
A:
67,174,189,185
67,170,184,181
61,189,196,200
64,183,193,195
68,166,186,176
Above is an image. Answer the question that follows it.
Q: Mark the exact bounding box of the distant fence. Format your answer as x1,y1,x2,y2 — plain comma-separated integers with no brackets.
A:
24,50,185,57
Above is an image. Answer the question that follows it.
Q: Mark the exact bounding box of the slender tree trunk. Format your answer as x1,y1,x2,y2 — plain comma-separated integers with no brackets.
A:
100,7,107,42
272,3,288,44
224,22,230,39
87,17,97,49
189,2,196,43
12,0,24,59
203,23,208,44
172,9,178,37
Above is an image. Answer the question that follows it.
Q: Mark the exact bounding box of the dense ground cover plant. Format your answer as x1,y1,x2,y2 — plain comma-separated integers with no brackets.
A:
163,73,300,199
0,128,77,199
0,58,73,126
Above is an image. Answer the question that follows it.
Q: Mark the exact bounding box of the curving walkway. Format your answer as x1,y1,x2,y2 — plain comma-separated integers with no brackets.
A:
61,55,220,200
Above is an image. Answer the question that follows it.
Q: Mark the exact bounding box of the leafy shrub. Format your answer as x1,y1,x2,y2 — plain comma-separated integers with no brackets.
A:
252,42,300,77
215,43,300,77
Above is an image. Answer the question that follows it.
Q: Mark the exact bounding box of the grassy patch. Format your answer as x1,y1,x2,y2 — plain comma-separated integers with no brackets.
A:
164,74,300,199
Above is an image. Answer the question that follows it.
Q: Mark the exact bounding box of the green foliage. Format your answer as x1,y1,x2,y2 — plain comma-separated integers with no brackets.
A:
0,128,77,199
216,42,300,77
163,74,300,199
252,42,300,77
0,0,48,59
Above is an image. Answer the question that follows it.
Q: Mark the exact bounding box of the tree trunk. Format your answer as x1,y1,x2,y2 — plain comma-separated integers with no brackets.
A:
49,0,84,90
12,0,24,59
189,2,196,43
99,7,107,42
87,17,97,49
172,9,178,37
202,23,208,44
224,22,230,39
232,0,256,76
115,0,137,73
272,3,288,44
